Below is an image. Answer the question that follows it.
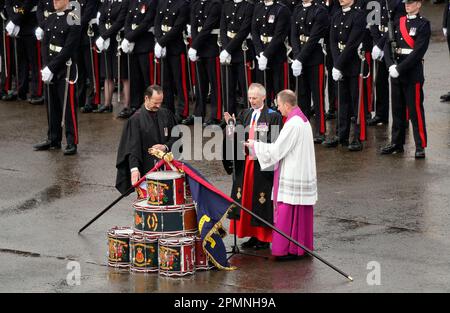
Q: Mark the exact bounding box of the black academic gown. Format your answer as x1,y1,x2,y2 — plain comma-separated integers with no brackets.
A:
223,105,282,226
115,107,180,194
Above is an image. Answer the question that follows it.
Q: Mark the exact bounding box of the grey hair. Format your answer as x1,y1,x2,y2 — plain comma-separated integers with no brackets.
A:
248,83,266,97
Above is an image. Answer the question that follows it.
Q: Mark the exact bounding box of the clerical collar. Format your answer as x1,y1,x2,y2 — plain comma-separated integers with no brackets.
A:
56,11,65,16
264,1,274,6
234,0,243,3
342,6,351,12
407,14,417,20
252,107,263,113
302,2,312,7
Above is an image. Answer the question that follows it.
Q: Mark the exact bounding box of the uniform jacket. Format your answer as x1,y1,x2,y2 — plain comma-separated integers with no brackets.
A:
191,0,222,58
124,0,157,54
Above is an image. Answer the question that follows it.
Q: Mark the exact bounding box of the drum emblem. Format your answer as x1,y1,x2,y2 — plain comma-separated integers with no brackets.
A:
134,213,143,227
159,246,179,270
148,181,169,204
109,239,128,261
147,213,158,231
135,247,145,263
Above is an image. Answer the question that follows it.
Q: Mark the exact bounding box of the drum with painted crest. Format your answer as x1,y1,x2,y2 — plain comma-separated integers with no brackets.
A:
130,234,159,273
146,171,185,206
194,235,214,271
107,227,134,268
158,237,195,276
133,200,198,237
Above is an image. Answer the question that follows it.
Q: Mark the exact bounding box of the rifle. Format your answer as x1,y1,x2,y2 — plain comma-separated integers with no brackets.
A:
385,0,397,65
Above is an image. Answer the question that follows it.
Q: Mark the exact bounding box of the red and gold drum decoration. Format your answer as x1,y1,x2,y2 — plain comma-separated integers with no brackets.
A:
130,234,159,273
145,171,185,206
194,235,213,271
133,200,198,237
158,237,195,277
108,227,134,268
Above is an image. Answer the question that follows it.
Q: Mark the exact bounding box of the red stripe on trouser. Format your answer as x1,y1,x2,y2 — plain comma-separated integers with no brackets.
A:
365,52,372,112
190,61,196,86
180,54,189,117
247,62,252,86
157,60,161,85
415,83,426,148
5,35,11,91
36,41,43,96
359,76,366,141
406,106,409,121
215,57,222,120
93,46,100,104
149,53,154,85
319,64,325,134
284,62,288,89
69,84,78,145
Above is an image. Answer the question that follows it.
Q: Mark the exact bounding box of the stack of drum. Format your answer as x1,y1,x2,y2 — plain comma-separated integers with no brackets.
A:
107,171,213,276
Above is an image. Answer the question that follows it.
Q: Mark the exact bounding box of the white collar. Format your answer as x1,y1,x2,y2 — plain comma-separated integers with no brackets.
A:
407,14,417,20
56,11,65,16
234,0,243,3
264,1,274,6
342,6,351,12
302,2,312,7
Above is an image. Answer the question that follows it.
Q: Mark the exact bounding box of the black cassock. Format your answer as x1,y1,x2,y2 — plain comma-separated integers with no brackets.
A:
115,107,180,194
223,106,282,227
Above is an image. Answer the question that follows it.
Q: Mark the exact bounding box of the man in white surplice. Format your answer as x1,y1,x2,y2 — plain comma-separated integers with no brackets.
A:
245,89,317,259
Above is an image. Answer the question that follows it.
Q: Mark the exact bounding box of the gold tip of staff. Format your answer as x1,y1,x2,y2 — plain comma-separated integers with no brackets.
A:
148,148,174,163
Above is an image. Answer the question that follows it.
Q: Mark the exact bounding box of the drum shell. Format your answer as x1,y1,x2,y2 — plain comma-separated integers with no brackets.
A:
146,172,185,206
194,236,213,271
130,234,159,273
108,227,133,268
158,237,195,276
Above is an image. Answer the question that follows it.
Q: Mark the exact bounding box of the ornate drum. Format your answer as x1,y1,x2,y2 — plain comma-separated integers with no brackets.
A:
130,234,159,273
133,200,198,237
158,237,195,277
146,171,185,206
107,227,134,268
194,235,213,271
184,177,192,204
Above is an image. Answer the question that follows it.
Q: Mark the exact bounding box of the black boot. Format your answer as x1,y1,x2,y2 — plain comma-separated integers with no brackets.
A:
33,140,61,151
415,147,425,159
64,144,77,155
348,140,363,152
380,143,404,155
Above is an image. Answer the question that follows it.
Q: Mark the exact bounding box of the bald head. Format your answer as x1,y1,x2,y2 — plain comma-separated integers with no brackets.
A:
276,89,298,117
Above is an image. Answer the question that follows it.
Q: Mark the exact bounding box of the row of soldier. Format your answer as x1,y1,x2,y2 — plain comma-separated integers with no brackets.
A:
0,0,430,157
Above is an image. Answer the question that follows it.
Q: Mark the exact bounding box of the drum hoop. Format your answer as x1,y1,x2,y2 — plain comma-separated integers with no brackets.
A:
146,171,184,180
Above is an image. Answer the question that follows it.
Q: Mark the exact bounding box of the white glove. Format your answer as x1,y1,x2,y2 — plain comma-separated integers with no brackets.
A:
12,25,20,37
444,28,448,37
6,21,15,36
186,24,191,37
35,27,44,41
256,52,268,71
219,50,231,64
154,42,163,59
161,47,166,57
104,38,110,50
96,36,105,51
332,67,343,81
389,65,399,78
41,66,53,83
291,59,302,77
188,48,198,62
121,39,130,53
371,45,384,61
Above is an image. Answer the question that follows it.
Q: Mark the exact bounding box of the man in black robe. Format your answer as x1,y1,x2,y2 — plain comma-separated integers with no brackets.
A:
115,85,181,195
223,83,282,250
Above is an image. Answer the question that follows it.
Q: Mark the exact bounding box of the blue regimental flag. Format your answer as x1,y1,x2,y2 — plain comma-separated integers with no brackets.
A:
172,160,236,270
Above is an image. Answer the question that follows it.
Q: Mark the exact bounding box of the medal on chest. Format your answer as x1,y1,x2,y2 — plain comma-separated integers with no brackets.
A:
140,4,147,13
268,15,275,24
409,27,416,37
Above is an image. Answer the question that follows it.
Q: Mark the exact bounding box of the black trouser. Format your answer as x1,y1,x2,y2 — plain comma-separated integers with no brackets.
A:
129,52,152,110
77,42,101,107
373,59,390,122
161,53,190,118
47,75,78,146
255,60,287,106
222,60,250,115
17,35,41,98
193,56,222,120
297,63,326,136
390,79,427,148
336,75,366,142
326,51,336,113
362,52,373,120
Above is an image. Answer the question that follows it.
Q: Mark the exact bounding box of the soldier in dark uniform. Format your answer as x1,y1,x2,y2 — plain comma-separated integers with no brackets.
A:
185,0,223,127
154,0,190,123
36,1,55,66
121,0,157,119
381,0,430,158
5,0,43,103
322,0,366,151
368,0,405,125
0,0,12,99
440,0,450,102
77,0,101,114
33,0,81,155
251,0,290,108
219,0,255,116
290,0,329,144
96,0,129,113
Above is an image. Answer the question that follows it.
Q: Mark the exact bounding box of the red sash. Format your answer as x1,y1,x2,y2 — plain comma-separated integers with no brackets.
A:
399,16,415,49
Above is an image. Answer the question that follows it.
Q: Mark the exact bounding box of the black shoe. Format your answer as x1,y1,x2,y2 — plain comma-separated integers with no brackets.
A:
380,143,404,155
203,118,221,127
313,135,326,144
174,114,185,124
415,148,425,159
325,110,336,120
64,144,77,155
117,107,132,119
2,92,17,101
33,140,61,151
254,241,270,250
275,254,298,261
367,115,387,126
81,104,95,113
29,96,44,105
348,140,363,152
241,237,258,249
95,104,113,113
181,115,195,125
322,136,339,148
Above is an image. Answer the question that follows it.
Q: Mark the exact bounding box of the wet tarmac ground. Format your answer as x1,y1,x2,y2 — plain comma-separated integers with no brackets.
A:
1,4,450,293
